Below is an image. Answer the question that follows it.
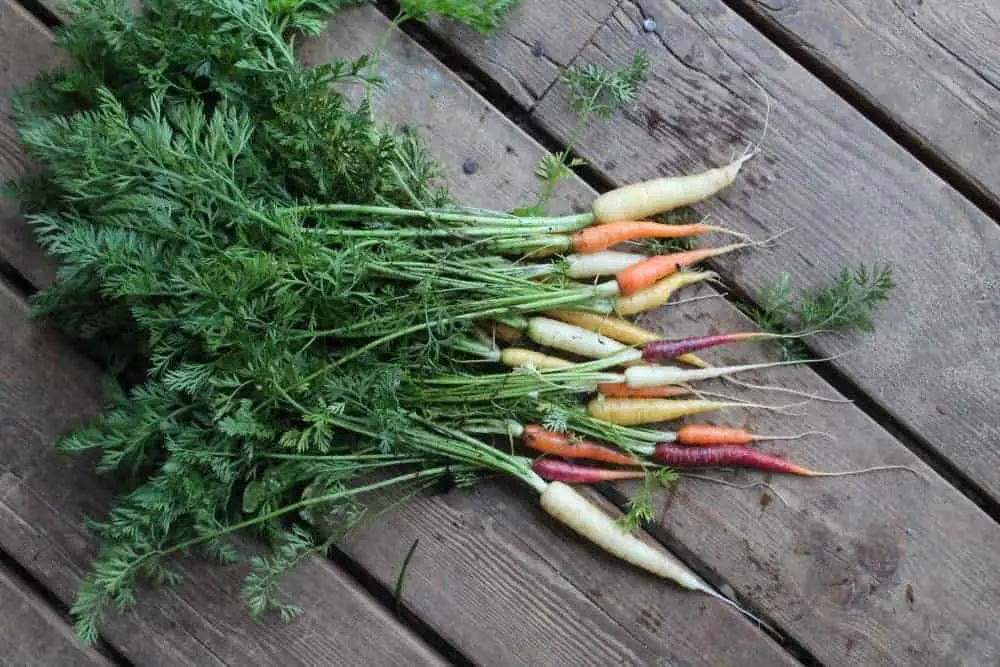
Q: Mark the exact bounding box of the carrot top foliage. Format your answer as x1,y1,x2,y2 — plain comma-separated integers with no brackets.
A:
10,0,559,643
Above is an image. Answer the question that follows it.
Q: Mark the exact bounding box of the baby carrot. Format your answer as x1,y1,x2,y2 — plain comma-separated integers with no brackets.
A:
614,270,717,316
597,383,693,399
587,397,739,426
571,221,745,254
500,347,574,370
674,424,832,446
532,458,646,484
616,243,752,296
522,425,639,465
651,444,922,478
544,309,660,344
641,331,798,361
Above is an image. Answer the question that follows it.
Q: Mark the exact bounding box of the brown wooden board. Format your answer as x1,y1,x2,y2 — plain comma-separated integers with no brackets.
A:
0,2,63,287
5,2,1000,666
423,0,618,109
306,7,1000,667
300,8,799,666
0,282,446,666
731,0,1000,210
502,0,1000,499
0,561,111,666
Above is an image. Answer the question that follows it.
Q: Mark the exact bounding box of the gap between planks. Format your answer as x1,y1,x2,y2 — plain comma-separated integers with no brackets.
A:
0,546,122,666
718,0,1000,224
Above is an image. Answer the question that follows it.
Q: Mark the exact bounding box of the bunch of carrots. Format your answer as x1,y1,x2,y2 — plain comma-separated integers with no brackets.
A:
8,0,912,637
368,151,913,621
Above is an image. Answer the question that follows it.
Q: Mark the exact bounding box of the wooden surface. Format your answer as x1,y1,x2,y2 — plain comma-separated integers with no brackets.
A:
300,8,799,666
3,0,1000,665
0,279,447,664
0,1,62,287
424,0,616,109
304,6,1000,667
0,561,111,666
488,0,1000,500
736,0,1000,209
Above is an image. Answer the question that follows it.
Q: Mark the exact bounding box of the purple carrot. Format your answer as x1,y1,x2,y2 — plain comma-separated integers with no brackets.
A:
532,458,647,484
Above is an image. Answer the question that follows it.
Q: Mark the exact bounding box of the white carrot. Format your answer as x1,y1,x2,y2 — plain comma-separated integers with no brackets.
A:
591,154,754,224
537,481,768,627
564,251,647,278
526,317,643,363
592,77,771,223
623,355,846,388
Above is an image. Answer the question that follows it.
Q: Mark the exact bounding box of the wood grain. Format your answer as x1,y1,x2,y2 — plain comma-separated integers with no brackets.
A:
0,561,111,666
326,7,1000,665
0,1,63,287
422,0,618,109
0,282,445,666
522,0,1000,497
300,8,799,666
738,0,1000,209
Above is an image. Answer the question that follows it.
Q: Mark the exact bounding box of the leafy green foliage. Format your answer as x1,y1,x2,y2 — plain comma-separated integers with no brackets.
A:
562,51,649,120
617,468,678,533
9,0,554,641
522,51,649,215
739,262,896,358
398,0,522,33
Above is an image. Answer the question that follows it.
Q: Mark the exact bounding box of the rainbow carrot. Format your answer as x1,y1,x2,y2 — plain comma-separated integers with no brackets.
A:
641,331,803,361
597,383,693,399
522,425,639,465
615,243,753,295
532,458,647,484
571,221,746,254
651,443,921,478
673,424,831,446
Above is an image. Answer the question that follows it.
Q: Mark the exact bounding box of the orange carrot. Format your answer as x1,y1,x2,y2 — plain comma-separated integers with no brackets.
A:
597,383,693,399
522,425,639,465
615,243,752,295
675,424,754,446
570,221,743,254
675,424,834,446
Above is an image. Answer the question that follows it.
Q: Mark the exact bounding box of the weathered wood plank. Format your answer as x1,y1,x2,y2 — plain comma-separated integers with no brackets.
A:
422,0,616,109
0,1,62,287
306,7,1000,667
0,283,446,666
520,0,1000,498
734,0,1000,210
0,561,111,666
301,8,799,666
320,6,1000,665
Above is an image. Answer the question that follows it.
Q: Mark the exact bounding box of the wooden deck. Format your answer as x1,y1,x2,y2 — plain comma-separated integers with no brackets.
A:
1,1,998,665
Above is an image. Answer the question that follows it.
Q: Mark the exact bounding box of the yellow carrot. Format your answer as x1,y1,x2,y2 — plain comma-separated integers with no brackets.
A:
499,348,574,370
586,397,736,425
544,309,660,344
615,270,717,316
